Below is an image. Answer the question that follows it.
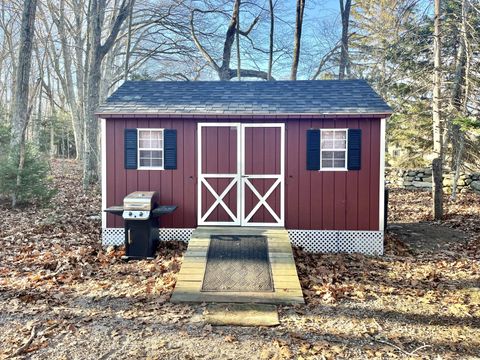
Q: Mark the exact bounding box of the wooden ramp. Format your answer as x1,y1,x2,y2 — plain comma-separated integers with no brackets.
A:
171,227,304,305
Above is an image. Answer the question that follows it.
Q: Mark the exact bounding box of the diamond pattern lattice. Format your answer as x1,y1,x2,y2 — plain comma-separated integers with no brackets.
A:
288,230,383,255
102,228,125,246
102,228,193,247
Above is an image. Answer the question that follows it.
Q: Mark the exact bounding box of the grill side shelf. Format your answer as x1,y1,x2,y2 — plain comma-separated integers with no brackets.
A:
104,206,124,216
151,205,177,217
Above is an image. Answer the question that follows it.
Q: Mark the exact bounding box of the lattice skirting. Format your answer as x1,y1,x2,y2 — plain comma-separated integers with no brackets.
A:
102,227,383,255
288,230,384,255
102,228,194,247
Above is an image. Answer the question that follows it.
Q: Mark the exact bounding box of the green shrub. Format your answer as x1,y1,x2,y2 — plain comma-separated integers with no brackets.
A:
0,145,56,206
0,122,10,154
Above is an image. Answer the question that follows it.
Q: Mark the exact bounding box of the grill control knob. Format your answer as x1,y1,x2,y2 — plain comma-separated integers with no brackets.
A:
129,212,132,216
140,212,143,217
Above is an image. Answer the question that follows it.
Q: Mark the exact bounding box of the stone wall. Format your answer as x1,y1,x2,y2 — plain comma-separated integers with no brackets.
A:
386,168,480,194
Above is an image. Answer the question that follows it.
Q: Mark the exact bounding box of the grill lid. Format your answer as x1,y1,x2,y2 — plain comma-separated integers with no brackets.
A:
123,191,159,211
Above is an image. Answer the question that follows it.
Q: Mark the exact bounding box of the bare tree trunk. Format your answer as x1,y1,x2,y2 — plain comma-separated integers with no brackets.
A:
50,119,55,158
45,64,57,159
190,1,267,81
67,128,70,159
9,0,38,207
34,85,42,146
338,0,352,79
236,5,241,80
61,122,65,158
290,0,305,80
10,0,37,151
219,0,240,80
83,0,132,187
49,0,84,160
124,0,135,81
73,0,86,125
101,45,118,102
267,0,274,80
432,0,443,220
451,135,464,200
450,0,469,201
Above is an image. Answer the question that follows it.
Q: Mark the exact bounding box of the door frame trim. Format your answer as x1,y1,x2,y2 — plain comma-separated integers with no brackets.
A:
197,123,241,226
197,122,285,227
240,123,285,227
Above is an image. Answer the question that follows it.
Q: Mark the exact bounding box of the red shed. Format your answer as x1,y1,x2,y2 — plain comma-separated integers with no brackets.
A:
97,80,391,255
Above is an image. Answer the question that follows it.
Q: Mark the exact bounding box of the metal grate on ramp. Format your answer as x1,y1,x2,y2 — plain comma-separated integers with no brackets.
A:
201,235,274,292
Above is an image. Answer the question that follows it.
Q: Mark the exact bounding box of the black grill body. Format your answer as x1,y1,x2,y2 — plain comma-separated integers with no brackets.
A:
124,217,159,259
105,192,176,260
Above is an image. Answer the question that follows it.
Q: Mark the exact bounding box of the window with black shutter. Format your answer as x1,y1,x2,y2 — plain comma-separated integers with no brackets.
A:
138,129,164,169
306,128,362,171
124,128,177,170
320,129,347,170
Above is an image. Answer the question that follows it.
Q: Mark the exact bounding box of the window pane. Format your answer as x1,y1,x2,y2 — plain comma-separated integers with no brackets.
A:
322,159,333,168
322,130,334,139
334,140,346,149
139,131,150,140
333,151,345,160
150,139,161,148
151,150,162,158
151,131,161,140
139,139,150,148
321,139,334,149
140,158,151,167
151,158,162,167
322,151,333,159
140,150,151,158
334,131,346,140
334,159,346,168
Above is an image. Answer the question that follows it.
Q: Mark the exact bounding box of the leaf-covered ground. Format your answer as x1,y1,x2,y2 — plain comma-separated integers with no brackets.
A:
0,160,478,359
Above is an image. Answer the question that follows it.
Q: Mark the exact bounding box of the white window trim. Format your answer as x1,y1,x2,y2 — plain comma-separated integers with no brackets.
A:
319,128,348,172
137,128,165,170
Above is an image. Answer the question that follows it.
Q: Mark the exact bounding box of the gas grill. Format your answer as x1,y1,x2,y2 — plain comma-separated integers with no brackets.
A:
105,191,176,260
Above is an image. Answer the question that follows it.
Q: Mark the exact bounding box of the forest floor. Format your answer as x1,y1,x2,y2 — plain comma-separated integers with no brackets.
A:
0,159,479,360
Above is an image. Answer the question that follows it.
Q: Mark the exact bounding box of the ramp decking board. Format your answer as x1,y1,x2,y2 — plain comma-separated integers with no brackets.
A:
171,227,304,305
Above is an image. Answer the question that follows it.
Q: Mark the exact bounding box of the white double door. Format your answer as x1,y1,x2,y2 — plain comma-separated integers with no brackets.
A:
198,123,285,227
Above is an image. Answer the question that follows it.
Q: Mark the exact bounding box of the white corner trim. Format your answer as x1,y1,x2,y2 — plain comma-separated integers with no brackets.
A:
101,118,107,229
378,118,386,231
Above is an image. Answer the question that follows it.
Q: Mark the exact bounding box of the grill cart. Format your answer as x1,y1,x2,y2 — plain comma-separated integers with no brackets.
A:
105,191,176,260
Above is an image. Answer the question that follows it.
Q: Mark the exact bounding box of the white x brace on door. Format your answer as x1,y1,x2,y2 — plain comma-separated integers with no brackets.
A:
197,123,284,227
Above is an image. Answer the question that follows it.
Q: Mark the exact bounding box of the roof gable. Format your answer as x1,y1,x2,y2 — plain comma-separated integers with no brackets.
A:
97,80,392,116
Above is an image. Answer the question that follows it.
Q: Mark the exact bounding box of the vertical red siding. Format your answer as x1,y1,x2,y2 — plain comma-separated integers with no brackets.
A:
183,121,196,227
105,117,381,231
286,121,300,228
298,120,312,229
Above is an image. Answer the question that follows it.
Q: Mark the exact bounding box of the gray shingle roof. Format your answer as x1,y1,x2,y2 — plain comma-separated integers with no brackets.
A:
97,80,392,116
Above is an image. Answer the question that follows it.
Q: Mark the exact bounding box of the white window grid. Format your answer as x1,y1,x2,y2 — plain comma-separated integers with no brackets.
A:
320,128,348,171
137,128,164,170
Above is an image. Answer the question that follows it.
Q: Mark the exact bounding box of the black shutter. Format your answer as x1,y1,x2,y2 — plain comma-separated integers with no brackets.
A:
347,129,362,170
306,129,321,171
124,129,137,169
164,129,177,170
